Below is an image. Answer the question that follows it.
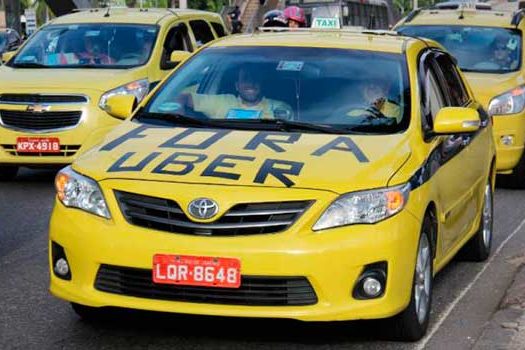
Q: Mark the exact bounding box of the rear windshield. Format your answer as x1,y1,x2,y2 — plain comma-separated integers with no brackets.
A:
11,23,158,69
143,46,411,135
398,25,522,73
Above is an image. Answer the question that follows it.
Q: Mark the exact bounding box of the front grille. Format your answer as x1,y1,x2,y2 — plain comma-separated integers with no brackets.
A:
0,110,82,131
1,144,81,157
95,264,318,306
0,94,88,104
115,191,311,236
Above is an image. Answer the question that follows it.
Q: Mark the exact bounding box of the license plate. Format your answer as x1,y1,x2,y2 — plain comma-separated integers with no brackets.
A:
153,254,241,288
16,137,60,153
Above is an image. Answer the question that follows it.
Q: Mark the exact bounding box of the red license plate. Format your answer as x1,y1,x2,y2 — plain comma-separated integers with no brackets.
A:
153,254,241,288
16,137,60,153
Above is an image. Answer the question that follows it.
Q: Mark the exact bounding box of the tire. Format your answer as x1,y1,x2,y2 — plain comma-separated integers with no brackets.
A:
389,214,434,341
0,166,18,181
71,303,107,321
497,151,525,189
459,180,493,262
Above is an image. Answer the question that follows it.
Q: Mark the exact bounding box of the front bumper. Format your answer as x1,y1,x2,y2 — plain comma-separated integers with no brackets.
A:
493,114,525,172
0,106,119,167
49,182,422,322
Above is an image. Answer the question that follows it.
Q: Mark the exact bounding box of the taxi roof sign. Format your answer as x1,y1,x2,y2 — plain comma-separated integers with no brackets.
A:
311,17,341,29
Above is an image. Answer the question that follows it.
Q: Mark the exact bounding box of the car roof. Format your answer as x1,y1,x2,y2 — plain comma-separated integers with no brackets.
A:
209,30,433,54
50,7,221,26
402,9,515,28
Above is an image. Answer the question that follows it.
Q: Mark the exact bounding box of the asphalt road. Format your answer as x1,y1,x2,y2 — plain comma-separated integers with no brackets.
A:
1,168,525,350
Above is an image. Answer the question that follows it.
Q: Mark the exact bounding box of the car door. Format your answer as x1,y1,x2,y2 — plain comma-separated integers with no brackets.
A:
419,51,474,255
150,21,193,86
433,51,492,244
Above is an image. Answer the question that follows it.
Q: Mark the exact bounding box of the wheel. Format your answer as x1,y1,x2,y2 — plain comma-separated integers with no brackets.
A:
389,215,434,341
497,151,525,188
0,166,18,181
71,303,107,321
459,180,493,262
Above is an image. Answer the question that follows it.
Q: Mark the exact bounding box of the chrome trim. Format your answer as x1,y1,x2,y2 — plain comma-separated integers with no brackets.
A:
225,208,305,217
0,94,90,105
125,210,293,230
0,110,84,134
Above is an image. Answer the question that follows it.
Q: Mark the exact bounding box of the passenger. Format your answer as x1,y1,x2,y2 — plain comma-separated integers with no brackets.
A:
262,10,288,28
183,64,293,120
490,36,518,70
283,6,306,28
76,32,112,65
347,79,401,122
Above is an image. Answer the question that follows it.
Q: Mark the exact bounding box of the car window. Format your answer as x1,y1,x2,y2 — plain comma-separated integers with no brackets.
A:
161,23,192,70
11,24,158,68
211,22,226,38
399,25,522,73
434,53,470,107
428,69,446,122
190,20,215,48
143,46,411,134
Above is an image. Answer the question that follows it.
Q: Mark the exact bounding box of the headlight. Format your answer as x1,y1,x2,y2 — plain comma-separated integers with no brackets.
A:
488,86,525,116
55,166,110,219
313,183,410,231
99,79,149,111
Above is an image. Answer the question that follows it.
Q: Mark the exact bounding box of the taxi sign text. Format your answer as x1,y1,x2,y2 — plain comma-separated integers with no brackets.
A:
312,17,341,29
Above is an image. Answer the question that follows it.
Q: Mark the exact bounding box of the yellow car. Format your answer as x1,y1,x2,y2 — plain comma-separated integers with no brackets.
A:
0,8,227,180
49,30,495,341
397,7,525,187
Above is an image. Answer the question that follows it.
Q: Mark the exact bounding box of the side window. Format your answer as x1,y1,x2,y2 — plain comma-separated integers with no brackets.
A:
161,23,192,70
211,22,226,38
428,68,446,122
434,53,470,107
190,20,215,48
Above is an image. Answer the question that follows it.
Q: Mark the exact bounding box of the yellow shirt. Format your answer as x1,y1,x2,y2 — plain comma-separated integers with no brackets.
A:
347,101,402,123
191,93,293,120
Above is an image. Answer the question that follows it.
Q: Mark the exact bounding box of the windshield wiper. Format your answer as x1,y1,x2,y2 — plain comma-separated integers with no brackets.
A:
134,109,223,129
228,119,355,134
12,62,49,68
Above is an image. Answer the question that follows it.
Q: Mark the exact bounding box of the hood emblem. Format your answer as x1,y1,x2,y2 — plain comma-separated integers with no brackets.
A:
188,198,219,220
27,104,51,113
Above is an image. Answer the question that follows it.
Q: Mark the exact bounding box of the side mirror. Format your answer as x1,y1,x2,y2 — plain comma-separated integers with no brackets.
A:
104,95,137,120
2,51,16,64
170,50,190,64
433,107,481,134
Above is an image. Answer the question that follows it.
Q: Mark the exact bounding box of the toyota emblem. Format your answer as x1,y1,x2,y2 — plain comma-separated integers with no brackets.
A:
188,198,219,220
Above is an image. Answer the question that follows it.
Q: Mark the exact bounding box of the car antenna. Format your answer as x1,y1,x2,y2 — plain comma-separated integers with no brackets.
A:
458,4,465,20
104,5,111,18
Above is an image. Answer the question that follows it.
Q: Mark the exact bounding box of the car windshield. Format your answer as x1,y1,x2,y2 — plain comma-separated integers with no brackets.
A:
398,25,522,73
11,24,158,68
144,46,410,134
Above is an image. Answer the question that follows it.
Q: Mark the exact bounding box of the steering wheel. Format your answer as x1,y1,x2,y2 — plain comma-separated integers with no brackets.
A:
119,53,142,60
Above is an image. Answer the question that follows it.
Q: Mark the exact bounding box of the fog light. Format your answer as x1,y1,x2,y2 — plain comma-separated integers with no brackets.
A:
352,261,387,300
51,241,71,280
501,135,514,146
54,258,70,277
363,277,382,297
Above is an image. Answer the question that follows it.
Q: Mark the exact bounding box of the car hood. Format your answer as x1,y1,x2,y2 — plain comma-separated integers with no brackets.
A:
73,122,412,194
0,65,145,92
465,70,525,110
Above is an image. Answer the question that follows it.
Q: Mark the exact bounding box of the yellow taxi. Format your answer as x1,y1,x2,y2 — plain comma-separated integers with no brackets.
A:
0,8,227,180
397,7,525,187
49,30,495,341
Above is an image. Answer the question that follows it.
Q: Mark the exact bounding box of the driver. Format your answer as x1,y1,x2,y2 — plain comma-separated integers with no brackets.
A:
489,35,517,70
76,32,113,65
184,64,293,120
347,79,401,122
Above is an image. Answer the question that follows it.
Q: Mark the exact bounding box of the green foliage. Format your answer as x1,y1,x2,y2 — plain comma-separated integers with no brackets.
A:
188,0,226,12
394,0,437,16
